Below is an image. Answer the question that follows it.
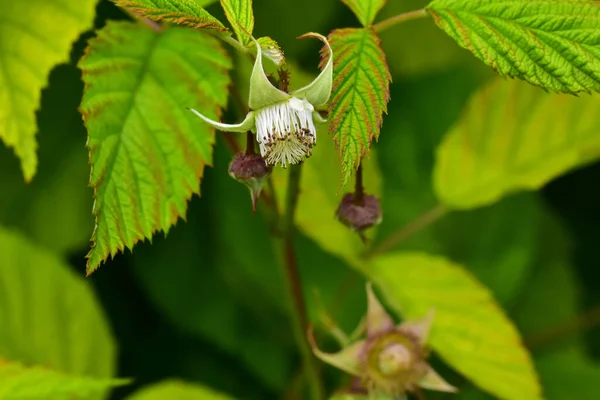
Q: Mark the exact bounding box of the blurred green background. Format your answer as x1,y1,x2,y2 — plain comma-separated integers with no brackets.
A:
2,0,600,399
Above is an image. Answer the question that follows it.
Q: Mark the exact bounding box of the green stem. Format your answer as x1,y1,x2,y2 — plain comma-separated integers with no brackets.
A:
276,164,324,400
368,204,447,257
372,9,429,33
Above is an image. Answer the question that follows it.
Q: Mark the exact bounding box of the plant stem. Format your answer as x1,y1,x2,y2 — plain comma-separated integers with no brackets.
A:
276,164,324,400
525,304,600,350
368,204,447,257
354,163,364,205
372,9,429,33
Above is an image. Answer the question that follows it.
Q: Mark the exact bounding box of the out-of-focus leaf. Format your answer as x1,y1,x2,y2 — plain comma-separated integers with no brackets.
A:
328,28,391,187
126,379,233,400
0,360,126,400
376,69,537,305
369,252,541,400
79,21,231,274
131,144,293,391
112,0,227,31
434,78,600,210
428,0,600,94
0,227,118,399
220,0,253,45
341,0,387,27
0,0,97,181
0,63,92,254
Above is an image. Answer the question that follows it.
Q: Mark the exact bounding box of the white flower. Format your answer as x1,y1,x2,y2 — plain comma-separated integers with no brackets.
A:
189,33,332,168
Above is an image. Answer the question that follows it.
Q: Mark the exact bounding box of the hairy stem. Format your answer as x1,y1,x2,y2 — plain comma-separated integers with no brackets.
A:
372,9,429,33
276,164,324,400
369,205,447,257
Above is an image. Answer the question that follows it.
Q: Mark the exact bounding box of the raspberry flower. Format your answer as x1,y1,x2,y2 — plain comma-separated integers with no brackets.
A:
189,33,332,168
310,284,456,398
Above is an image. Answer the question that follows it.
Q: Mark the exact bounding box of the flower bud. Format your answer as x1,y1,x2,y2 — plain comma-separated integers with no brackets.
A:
335,193,382,231
228,152,271,211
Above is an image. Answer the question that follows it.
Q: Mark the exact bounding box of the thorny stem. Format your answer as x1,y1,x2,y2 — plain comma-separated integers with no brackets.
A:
368,204,447,257
372,9,429,33
354,163,364,205
276,164,324,400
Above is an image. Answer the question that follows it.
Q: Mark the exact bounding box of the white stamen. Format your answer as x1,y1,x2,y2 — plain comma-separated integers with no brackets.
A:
255,97,317,168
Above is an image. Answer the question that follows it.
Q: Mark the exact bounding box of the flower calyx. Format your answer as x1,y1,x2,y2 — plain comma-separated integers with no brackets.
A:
310,283,456,398
228,152,271,212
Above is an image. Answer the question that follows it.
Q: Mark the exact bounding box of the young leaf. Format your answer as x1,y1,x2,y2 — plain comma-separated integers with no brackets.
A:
369,252,541,400
0,361,125,400
0,0,97,181
328,28,391,187
434,78,600,210
79,21,231,273
126,379,234,400
113,0,227,31
0,227,118,397
342,0,388,27
220,0,254,45
427,0,600,94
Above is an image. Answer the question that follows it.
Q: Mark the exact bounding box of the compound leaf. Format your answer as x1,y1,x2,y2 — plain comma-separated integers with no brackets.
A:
342,0,388,27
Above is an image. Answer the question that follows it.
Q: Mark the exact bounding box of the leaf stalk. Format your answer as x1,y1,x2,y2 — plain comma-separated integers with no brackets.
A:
372,9,429,33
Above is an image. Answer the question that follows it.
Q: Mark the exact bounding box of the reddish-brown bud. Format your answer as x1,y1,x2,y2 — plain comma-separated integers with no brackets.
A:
228,153,271,211
336,193,382,231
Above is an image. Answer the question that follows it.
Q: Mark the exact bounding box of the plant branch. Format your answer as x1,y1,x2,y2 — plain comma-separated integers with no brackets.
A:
372,9,429,33
368,204,447,257
526,304,600,350
276,164,324,400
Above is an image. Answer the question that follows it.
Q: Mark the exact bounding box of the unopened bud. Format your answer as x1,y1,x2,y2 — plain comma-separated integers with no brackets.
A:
228,152,271,212
336,193,382,231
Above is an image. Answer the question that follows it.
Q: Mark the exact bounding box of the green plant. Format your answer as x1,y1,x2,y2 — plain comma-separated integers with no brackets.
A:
2,0,600,399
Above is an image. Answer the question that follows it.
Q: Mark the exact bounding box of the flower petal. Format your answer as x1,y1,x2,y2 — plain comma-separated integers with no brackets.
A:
188,108,255,132
291,32,333,108
397,309,435,347
366,283,395,339
417,366,458,393
249,37,290,110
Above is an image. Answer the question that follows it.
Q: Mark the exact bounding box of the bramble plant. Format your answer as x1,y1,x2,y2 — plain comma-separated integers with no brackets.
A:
3,0,600,399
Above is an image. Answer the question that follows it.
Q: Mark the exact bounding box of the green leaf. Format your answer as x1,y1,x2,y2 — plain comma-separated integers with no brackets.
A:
126,379,233,400
0,227,118,399
328,28,391,187
112,0,227,31
0,63,92,254
255,37,285,66
220,0,254,45
433,77,600,210
376,68,538,305
0,0,97,181
79,21,231,273
0,360,126,400
427,0,600,94
369,252,541,400
342,0,387,27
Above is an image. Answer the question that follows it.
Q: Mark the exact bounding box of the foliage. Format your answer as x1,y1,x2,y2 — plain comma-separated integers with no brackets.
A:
2,0,600,399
